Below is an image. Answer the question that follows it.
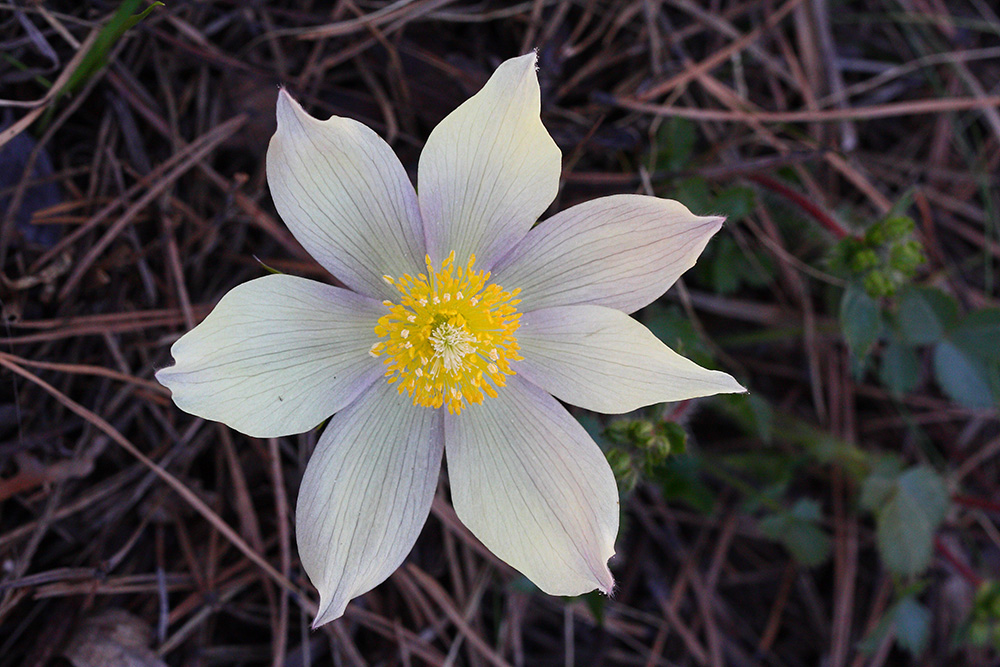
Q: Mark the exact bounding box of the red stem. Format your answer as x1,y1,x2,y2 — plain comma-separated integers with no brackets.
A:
934,536,982,588
747,174,852,240
953,494,1000,514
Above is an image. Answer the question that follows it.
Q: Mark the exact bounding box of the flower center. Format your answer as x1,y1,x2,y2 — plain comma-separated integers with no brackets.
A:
371,252,521,413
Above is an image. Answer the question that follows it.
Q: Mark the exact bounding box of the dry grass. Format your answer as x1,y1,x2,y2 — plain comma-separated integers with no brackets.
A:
1,1,999,665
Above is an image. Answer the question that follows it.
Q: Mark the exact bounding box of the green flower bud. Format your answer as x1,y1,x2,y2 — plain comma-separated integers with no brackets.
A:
606,447,633,481
850,248,880,272
863,271,894,298
882,216,915,242
889,240,925,275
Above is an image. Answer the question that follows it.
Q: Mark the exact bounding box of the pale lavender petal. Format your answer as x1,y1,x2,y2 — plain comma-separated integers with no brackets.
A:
492,194,724,313
418,53,561,268
445,376,618,596
297,380,444,627
268,90,425,300
156,274,383,438
517,305,745,413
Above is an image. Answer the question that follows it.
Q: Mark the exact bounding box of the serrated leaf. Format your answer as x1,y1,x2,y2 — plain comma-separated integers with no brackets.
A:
897,286,958,346
642,304,714,368
859,471,895,511
894,596,931,655
710,237,742,294
713,186,755,222
789,497,823,522
659,457,714,514
656,117,697,171
874,466,949,577
673,177,711,215
759,499,831,567
933,341,996,409
950,309,1000,362
659,421,687,456
879,341,921,395
841,283,882,356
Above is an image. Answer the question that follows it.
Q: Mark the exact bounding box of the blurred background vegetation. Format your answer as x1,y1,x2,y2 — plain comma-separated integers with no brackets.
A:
1,1,999,665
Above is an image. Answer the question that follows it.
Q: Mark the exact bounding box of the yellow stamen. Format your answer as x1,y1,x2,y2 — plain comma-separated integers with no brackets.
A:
372,252,521,414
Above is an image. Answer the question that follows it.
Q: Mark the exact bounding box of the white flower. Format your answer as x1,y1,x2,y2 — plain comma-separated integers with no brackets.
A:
155,53,744,627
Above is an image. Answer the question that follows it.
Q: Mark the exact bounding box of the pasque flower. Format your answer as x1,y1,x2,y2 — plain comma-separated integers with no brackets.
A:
156,53,744,626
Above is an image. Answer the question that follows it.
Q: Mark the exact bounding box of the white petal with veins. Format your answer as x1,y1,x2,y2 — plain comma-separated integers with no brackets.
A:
492,194,724,313
517,305,746,414
419,52,561,268
297,380,444,627
156,274,383,438
445,376,618,596
268,90,426,300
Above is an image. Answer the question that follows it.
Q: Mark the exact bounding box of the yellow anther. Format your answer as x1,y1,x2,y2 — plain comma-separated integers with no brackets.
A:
371,253,521,413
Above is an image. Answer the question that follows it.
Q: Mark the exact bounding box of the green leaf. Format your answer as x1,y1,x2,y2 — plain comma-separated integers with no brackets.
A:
894,596,931,655
871,466,949,577
709,237,742,294
879,341,921,395
858,455,905,511
933,341,996,409
642,304,714,368
950,309,1000,362
759,499,831,567
858,594,931,656
655,118,697,171
713,186,755,222
254,256,285,275
896,286,958,346
841,283,882,356
659,421,688,456
659,456,714,514
673,177,711,215
63,0,164,99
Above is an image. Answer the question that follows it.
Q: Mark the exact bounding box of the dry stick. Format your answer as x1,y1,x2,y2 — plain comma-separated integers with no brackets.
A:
757,563,796,655
630,499,710,666
56,114,248,301
0,355,309,607
748,174,850,239
102,69,304,260
683,67,894,213
295,0,460,39
637,0,806,101
0,351,165,394
268,438,291,667
848,577,894,667
163,214,196,331
347,606,448,665
819,46,1000,108
663,0,796,86
406,564,513,667
829,466,858,667
519,0,546,55
749,203,829,422
934,536,984,588
612,93,1000,123
440,569,492,667
0,30,100,147
4,307,210,346
810,0,858,150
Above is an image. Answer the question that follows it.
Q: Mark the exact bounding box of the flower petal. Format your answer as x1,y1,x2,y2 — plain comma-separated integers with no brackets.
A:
267,90,425,300
418,53,561,268
516,305,745,414
491,194,724,313
445,376,618,596
297,380,444,627
156,274,383,438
